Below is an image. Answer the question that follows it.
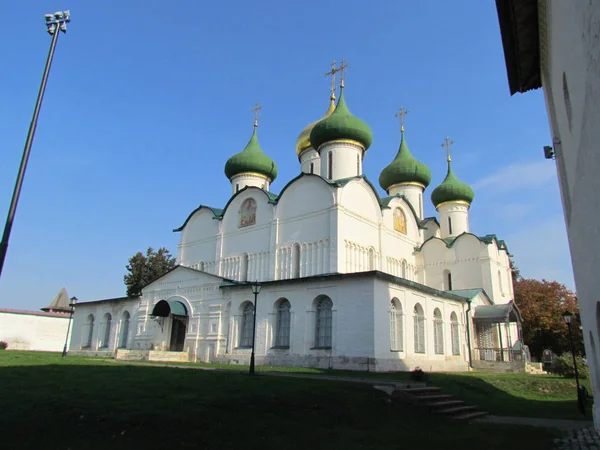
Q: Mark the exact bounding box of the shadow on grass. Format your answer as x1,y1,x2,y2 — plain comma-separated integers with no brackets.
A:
0,363,558,450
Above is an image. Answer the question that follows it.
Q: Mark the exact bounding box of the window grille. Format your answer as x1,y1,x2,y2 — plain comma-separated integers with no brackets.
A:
390,300,403,351
275,300,291,347
315,297,333,348
450,313,460,355
239,303,254,348
414,304,425,353
434,309,444,355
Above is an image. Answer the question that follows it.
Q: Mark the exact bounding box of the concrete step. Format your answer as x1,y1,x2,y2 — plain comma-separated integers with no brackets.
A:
401,387,441,395
452,411,489,421
438,405,478,415
416,394,454,401
427,400,465,409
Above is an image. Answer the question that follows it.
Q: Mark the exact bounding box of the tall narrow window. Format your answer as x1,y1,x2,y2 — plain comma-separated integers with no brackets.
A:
414,304,425,353
315,296,333,348
310,162,314,174
239,302,254,348
275,299,291,347
390,299,403,351
102,313,112,348
448,217,453,235
356,154,360,175
433,308,444,354
236,184,240,192
450,312,460,355
328,151,333,180
418,193,422,218
498,270,503,295
444,270,453,291
119,311,130,348
85,314,95,348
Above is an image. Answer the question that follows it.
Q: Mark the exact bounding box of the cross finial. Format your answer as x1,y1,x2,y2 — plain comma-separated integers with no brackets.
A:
324,60,338,100
441,136,455,162
338,57,350,88
252,102,262,127
395,107,409,132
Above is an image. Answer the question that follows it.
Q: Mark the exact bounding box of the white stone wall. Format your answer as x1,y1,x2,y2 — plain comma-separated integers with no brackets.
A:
299,148,320,175
319,141,363,180
540,0,600,430
230,173,270,195
0,311,69,352
70,297,140,352
437,203,470,238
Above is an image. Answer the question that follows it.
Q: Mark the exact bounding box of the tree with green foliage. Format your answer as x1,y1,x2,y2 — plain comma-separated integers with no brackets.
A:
514,278,583,359
124,247,176,297
509,257,521,285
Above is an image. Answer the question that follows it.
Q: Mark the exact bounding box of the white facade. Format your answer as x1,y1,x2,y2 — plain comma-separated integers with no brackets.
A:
0,309,70,352
538,0,600,429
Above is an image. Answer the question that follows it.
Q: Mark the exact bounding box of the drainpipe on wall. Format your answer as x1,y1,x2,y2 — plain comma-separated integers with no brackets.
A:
465,299,473,369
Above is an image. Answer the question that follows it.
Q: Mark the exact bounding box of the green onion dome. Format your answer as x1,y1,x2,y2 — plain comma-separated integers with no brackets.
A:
224,125,278,181
309,87,373,151
379,129,431,191
430,160,474,208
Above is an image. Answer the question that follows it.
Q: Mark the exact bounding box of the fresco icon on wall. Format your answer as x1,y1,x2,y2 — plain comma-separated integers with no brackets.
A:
394,208,407,234
239,198,257,228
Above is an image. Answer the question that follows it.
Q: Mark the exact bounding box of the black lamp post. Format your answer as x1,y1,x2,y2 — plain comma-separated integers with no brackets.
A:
249,280,262,376
61,296,77,357
562,311,586,415
0,11,71,280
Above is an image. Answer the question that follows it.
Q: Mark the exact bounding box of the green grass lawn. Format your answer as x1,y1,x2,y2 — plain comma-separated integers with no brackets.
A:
0,351,560,450
117,356,594,420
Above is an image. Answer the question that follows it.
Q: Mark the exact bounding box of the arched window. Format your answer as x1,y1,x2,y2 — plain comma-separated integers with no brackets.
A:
356,153,360,175
448,217,453,235
368,248,376,271
328,151,333,179
393,208,407,234
390,298,403,351
239,302,254,348
85,314,95,348
443,270,453,291
101,313,112,349
433,308,444,355
315,296,333,348
239,198,257,228
498,270,503,295
414,303,425,354
450,312,460,355
119,311,130,349
310,162,314,174
274,299,291,348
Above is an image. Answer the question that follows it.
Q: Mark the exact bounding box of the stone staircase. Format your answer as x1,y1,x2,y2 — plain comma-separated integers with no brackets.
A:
391,386,488,421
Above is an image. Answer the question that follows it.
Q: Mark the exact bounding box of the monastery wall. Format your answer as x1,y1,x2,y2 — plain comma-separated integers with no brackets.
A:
0,310,69,352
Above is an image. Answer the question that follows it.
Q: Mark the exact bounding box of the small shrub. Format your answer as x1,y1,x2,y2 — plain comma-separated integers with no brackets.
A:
0,341,7,350
550,353,589,379
410,367,427,382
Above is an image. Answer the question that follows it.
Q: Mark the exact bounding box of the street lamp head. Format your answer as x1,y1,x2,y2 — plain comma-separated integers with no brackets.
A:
44,14,54,21
562,311,574,325
69,296,78,307
250,280,262,295
54,11,64,18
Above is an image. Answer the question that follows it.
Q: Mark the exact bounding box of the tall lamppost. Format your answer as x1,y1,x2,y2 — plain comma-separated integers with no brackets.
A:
562,311,586,415
249,281,262,376
0,11,71,280
61,296,78,357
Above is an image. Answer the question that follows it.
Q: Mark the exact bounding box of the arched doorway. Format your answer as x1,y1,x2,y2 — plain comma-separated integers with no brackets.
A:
151,299,189,351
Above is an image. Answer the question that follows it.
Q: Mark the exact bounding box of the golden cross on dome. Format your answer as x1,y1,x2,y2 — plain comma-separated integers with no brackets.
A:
324,60,339,99
337,57,350,87
441,136,455,162
251,102,262,127
395,107,409,132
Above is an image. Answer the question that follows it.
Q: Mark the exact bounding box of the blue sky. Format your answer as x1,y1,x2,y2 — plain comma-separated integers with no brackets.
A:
0,1,573,309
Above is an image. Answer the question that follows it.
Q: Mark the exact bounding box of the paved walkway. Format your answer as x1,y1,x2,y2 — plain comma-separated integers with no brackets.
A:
554,427,600,449
477,415,593,430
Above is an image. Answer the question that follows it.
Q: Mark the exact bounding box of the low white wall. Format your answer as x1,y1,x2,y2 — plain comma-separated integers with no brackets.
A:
0,310,70,352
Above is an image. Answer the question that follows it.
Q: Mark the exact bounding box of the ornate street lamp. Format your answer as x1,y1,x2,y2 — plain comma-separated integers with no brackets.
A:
562,311,586,415
0,11,71,279
62,296,78,357
249,281,262,375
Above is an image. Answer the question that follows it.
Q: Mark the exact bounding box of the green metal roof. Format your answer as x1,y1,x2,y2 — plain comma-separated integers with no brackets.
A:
310,88,373,151
224,126,278,181
379,130,431,191
416,232,510,254
431,161,474,207
173,205,224,232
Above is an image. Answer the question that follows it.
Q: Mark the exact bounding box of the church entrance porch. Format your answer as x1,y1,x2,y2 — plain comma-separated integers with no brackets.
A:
472,301,525,366
150,299,189,352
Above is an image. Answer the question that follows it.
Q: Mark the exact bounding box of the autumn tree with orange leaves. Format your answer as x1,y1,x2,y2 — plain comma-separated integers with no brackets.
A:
513,276,583,359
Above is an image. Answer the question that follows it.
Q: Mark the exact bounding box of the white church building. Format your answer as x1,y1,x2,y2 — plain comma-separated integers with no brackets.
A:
70,77,523,372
